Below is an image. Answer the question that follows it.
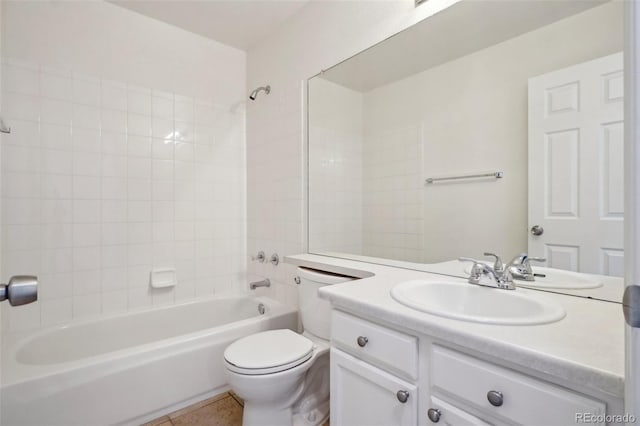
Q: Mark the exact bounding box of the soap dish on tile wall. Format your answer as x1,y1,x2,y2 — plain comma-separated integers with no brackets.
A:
150,268,177,288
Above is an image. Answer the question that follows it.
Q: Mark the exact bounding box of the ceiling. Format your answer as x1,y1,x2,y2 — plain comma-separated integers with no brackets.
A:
320,0,608,92
109,0,310,51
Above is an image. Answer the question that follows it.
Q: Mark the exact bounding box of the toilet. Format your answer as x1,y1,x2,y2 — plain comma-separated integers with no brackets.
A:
224,267,354,426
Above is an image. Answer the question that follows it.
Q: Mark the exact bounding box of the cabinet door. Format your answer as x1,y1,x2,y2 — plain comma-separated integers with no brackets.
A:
331,348,417,426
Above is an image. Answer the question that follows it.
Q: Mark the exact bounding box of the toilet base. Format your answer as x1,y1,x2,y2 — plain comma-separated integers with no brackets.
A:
292,402,329,426
242,402,328,426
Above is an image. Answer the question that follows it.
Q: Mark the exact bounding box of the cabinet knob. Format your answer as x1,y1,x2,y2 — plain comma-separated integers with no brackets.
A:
357,336,368,347
396,390,410,403
427,408,441,423
487,390,504,407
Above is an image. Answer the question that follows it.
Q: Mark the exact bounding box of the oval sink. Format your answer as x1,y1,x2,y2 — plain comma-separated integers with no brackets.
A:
463,265,602,289
390,280,566,325
518,267,603,289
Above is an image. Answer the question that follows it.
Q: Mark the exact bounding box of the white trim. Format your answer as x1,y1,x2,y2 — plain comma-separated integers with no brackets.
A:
625,0,639,419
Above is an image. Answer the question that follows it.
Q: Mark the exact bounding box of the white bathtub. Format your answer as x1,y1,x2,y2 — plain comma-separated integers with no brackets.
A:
0,295,297,426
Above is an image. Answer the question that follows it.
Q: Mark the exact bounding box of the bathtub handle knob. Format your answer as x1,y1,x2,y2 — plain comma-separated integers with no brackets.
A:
252,251,266,263
0,275,38,306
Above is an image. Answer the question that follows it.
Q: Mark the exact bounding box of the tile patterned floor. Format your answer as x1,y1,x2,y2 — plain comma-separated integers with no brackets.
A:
143,392,330,426
143,392,244,426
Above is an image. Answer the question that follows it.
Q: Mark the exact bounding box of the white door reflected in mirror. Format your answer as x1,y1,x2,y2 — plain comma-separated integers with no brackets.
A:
528,53,624,278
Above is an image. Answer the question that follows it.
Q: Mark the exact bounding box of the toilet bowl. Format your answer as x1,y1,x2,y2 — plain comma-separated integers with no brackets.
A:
224,267,355,426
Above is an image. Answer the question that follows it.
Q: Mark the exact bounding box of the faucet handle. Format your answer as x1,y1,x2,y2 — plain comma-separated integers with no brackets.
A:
251,251,266,263
458,257,490,283
483,252,504,273
509,253,546,266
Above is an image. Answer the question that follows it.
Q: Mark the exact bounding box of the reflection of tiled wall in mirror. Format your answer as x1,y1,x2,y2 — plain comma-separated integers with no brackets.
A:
308,78,363,255
362,125,424,263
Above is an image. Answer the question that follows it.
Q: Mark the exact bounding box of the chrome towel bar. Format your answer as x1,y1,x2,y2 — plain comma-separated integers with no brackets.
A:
425,171,503,184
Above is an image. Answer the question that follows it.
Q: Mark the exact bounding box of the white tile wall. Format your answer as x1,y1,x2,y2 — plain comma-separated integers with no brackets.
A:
362,125,424,263
1,58,246,332
308,78,363,255
246,81,304,308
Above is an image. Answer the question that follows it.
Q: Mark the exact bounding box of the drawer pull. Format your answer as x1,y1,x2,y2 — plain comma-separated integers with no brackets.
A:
487,390,503,407
427,408,441,423
356,336,368,347
396,390,410,403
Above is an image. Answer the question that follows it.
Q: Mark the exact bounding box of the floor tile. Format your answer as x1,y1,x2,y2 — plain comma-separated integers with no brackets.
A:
168,392,231,420
228,391,244,408
142,415,172,426
171,395,243,426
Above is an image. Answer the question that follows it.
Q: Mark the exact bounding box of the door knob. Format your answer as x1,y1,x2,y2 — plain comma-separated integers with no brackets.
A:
0,275,38,306
530,225,544,236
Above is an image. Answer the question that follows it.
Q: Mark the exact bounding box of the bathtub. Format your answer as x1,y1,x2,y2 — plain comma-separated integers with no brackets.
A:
0,295,297,426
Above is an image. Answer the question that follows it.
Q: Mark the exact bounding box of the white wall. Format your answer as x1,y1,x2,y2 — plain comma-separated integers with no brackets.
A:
362,1,623,262
0,1,246,332
247,0,459,307
308,78,363,255
2,1,245,105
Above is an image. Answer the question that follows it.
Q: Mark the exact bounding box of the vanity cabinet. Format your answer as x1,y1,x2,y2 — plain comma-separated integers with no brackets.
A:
330,310,612,426
330,310,419,425
331,348,417,426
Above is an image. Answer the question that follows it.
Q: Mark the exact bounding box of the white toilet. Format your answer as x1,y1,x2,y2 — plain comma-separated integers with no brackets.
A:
224,267,354,426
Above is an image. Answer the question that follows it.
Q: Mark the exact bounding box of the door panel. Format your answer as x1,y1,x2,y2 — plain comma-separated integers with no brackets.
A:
528,52,624,276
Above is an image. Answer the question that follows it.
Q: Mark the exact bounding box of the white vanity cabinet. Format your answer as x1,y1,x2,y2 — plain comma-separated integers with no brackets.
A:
331,349,417,426
330,310,419,426
329,310,615,426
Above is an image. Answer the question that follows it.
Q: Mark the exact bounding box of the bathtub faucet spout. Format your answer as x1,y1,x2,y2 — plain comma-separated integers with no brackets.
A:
249,279,271,290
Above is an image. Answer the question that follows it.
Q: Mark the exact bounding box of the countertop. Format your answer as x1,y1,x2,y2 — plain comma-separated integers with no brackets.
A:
285,253,625,398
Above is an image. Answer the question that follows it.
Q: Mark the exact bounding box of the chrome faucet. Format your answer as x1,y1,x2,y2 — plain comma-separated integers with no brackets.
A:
506,253,546,281
459,257,515,290
249,278,271,290
483,252,504,274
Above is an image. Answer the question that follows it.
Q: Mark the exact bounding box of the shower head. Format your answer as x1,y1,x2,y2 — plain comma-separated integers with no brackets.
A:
249,85,271,101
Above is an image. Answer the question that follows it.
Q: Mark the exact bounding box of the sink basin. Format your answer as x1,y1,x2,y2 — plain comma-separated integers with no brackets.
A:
390,280,566,325
462,265,602,289
517,267,603,289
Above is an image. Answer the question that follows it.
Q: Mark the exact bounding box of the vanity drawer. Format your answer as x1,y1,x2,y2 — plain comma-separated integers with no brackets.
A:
427,397,491,426
431,345,606,426
331,310,418,379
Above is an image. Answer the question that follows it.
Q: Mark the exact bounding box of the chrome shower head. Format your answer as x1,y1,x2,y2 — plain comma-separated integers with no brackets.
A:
249,85,271,101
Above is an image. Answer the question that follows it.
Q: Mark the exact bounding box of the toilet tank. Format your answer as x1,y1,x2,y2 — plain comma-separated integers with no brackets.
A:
297,267,355,340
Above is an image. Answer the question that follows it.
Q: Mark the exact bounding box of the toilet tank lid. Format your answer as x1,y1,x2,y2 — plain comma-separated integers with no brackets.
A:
297,267,356,285
224,329,313,370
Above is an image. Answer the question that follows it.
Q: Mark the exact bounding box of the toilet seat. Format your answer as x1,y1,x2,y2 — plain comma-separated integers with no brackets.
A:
224,329,314,375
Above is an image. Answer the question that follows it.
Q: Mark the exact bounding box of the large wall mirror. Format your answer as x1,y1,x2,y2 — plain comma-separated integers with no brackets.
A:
307,0,624,302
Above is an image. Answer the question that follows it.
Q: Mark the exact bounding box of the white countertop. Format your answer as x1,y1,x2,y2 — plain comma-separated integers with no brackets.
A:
285,253,625,398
